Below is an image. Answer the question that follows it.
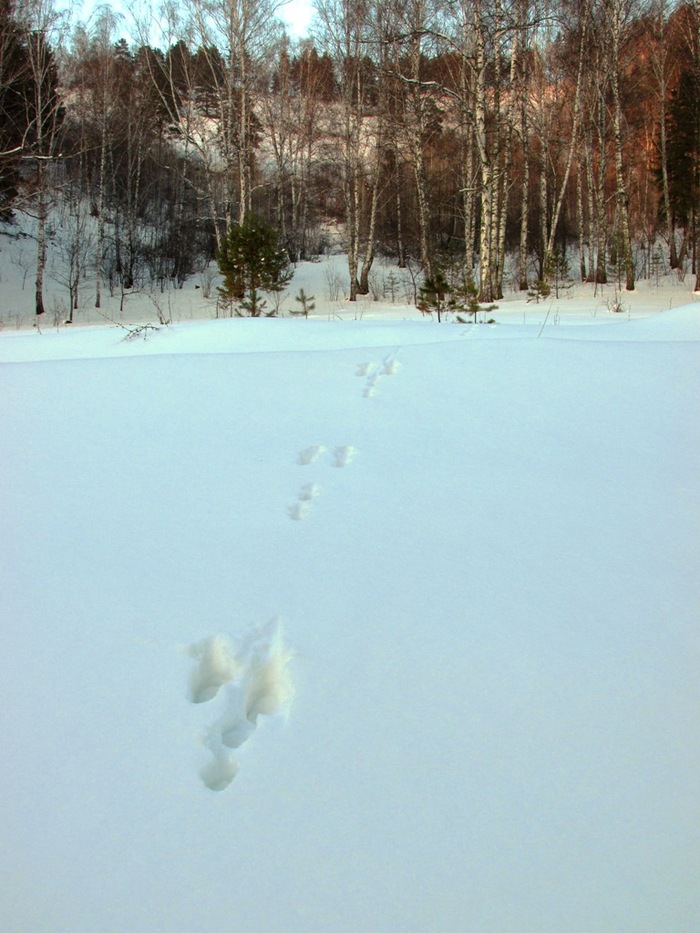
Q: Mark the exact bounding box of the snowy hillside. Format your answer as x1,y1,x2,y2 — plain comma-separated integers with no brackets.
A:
1,298,699,930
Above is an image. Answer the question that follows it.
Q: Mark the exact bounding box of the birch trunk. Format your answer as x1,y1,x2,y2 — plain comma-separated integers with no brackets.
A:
496,26,519,298
35,168,46,316
406,5,433,278
462,121,476,275
543,6,587,280
395,148,406,266
610,0,634,290
344,63,362,301
519,96,530,290
473,1,495,302
584,133,596,279
95,98,107,309
653,0,677,267
517,0,530,290
358,171,379,294
576,140,586,281
594,85,608,284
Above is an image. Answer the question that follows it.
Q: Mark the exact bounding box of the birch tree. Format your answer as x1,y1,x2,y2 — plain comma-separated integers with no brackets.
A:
15,0,65,317
651,0,678,268
190,0,284,227
262,39,327,261
537,0,588,288
613,0,635,288
316,0,374,299
67,5,122,308
388,0,441,279
451,0,520,302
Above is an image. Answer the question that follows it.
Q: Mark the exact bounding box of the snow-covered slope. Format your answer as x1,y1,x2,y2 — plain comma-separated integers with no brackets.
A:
1,309,699,931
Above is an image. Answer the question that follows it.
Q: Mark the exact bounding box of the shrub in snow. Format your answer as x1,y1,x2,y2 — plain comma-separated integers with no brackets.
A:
291,287,316,317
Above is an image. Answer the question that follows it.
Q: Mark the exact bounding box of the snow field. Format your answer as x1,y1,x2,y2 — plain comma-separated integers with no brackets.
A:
1,308,699,931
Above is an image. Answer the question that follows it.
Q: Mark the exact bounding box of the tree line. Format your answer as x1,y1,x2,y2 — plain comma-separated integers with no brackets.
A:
1,0,699,319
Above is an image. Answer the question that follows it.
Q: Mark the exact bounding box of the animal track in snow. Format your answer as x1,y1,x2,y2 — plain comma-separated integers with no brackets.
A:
296,446,356,469
289,447,356,517
288,500,312,521
188,620,294,791
297,445,326,466
287,482,322,520
363,373,380,398
188,634,240,703
332,445,356,468
299,481,322,501
357,352,401,397
199,740,241,792
382,356,401,376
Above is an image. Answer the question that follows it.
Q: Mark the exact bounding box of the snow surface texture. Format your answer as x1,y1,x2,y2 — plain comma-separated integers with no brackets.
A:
190,621,295,791
1,295,699,932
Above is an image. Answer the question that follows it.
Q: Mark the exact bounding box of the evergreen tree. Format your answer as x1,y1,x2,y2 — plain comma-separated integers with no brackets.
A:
417,270,452,323
292,287,315,317
217,213,293,316
665,69,700,261
0,0,31,217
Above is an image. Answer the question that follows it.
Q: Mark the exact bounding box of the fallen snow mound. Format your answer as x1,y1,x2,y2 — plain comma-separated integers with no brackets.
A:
631,303,700,339
545,302,700,342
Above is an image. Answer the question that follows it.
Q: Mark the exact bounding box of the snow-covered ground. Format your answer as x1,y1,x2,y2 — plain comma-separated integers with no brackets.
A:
1,229,699,930
2,209,700,331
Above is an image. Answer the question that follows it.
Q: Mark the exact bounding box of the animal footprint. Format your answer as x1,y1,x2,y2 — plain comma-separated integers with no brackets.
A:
188,634,240,704
220,716,255,749
288,446,355,519
299,482,321,501
358,354,400,396
200,746,241,792
298,445,326,465
382,355,401,375
333,445,356,468
188,619,294,791
363,373,380,398
242,630,295,722
288,482,321,520
288,501,312,521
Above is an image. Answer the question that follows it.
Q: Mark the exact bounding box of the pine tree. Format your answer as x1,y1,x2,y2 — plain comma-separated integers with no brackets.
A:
417,270,452,322
217,213,293,317
292,287,315,317
0,0,31,217
665,69,700,281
